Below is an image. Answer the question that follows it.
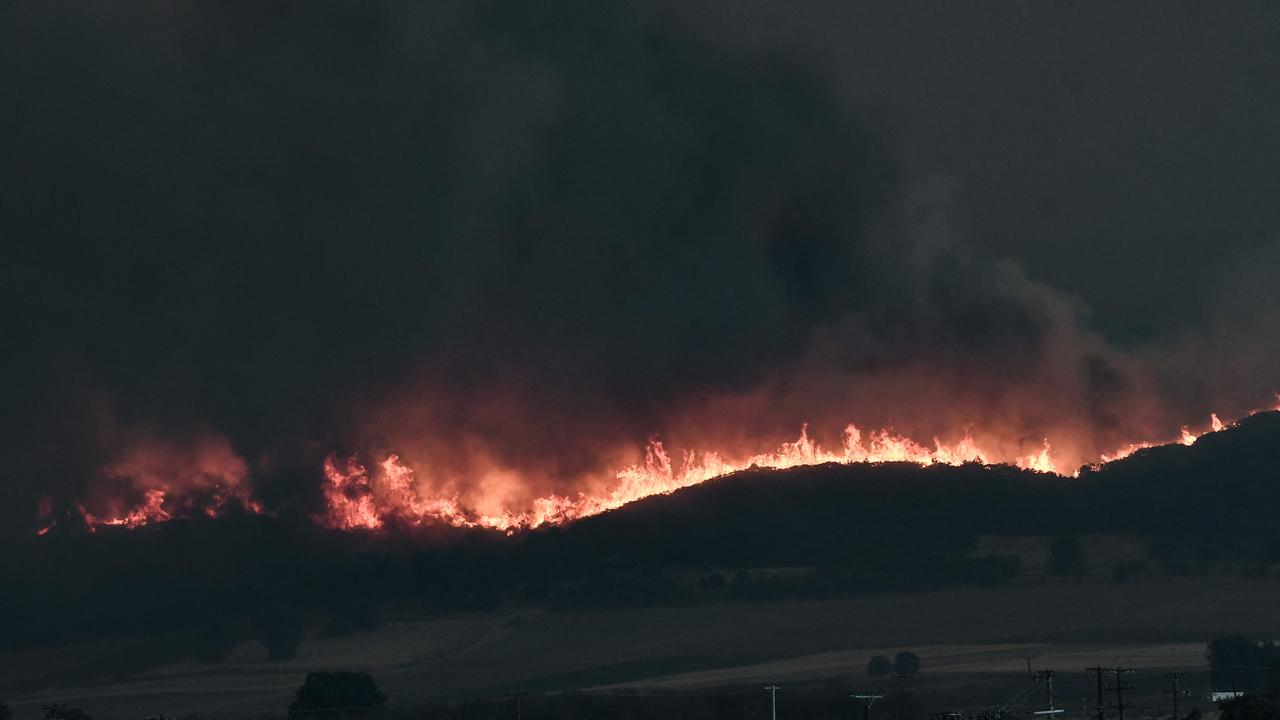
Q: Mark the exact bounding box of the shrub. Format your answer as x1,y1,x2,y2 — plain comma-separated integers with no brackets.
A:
867,655,893,676
289,672,386,718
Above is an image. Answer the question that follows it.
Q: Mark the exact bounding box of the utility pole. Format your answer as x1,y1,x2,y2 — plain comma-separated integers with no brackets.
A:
892,673,910,720
1032,670,1064,718
854,692,885,720
1087,667,1107,720
505,691,528,720
1164,672,1190,720
1105,667,1134,720
764,684,781,720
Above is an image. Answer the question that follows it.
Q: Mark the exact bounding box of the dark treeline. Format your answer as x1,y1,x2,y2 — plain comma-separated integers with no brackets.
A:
1209,635,1280,694
4,412,1279,655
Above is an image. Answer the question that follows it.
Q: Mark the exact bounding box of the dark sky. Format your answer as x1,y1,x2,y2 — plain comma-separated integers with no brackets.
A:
2,0,1278,531
676,0,1280,339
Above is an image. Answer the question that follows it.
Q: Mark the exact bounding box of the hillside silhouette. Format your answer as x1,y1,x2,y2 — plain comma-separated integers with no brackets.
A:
5,411,1279,654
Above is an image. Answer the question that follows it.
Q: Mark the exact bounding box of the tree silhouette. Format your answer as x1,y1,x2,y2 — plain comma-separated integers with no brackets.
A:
289,672,386,718
868,655,893,676
1208,635,1276,692
894,651,921,675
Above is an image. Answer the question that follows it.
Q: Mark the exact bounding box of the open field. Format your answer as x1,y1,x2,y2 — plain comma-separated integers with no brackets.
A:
3,578,1277,719
592,642,1207,689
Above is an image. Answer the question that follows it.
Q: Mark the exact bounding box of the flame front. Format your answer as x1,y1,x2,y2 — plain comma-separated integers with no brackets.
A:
36,409,1256,536
315,414,1232,533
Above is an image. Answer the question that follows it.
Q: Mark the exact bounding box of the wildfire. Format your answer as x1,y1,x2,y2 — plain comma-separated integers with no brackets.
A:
82,488,172,529
38,433,264,534
316,413,1229,533
35,407,1264,537
1098,412,1234,463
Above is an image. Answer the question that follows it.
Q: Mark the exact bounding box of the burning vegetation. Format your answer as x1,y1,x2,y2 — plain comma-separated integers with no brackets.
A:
311,408,1261,533
36,434,261,536
38,402,1279,536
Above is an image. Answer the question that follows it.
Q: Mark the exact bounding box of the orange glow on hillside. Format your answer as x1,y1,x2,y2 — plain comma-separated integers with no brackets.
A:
36,406,1270,536
318,412,1239,533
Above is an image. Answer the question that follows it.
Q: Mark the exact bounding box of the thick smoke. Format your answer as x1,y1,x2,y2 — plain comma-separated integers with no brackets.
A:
0,0,1268,530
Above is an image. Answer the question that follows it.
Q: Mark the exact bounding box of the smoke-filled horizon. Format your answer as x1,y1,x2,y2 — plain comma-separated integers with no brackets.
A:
3,1,1279,534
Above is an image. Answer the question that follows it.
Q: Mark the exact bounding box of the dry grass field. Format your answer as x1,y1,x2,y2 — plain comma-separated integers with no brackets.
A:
3,578,1276,719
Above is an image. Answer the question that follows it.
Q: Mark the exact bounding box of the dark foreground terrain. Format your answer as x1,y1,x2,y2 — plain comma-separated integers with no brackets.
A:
2,578,1273,719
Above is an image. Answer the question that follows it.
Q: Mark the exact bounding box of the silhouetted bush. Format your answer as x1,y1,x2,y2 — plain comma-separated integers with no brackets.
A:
289,671,386,718
894,650,921,675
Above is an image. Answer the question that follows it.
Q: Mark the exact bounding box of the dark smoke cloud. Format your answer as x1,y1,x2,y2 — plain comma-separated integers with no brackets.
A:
0,0,1272,529
1,0,893,513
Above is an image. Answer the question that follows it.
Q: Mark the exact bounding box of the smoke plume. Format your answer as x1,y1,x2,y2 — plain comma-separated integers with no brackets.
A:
1,0,1273,533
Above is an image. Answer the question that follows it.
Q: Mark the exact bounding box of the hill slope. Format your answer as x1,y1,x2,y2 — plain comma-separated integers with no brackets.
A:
5,412,1279,653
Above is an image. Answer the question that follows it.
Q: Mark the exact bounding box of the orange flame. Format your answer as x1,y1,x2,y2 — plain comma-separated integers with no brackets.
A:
1097,413,1230,463
319,411,1257,533
36,407,1271,536
43,434,264,534
80,488,172,529
319,423,1061,533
